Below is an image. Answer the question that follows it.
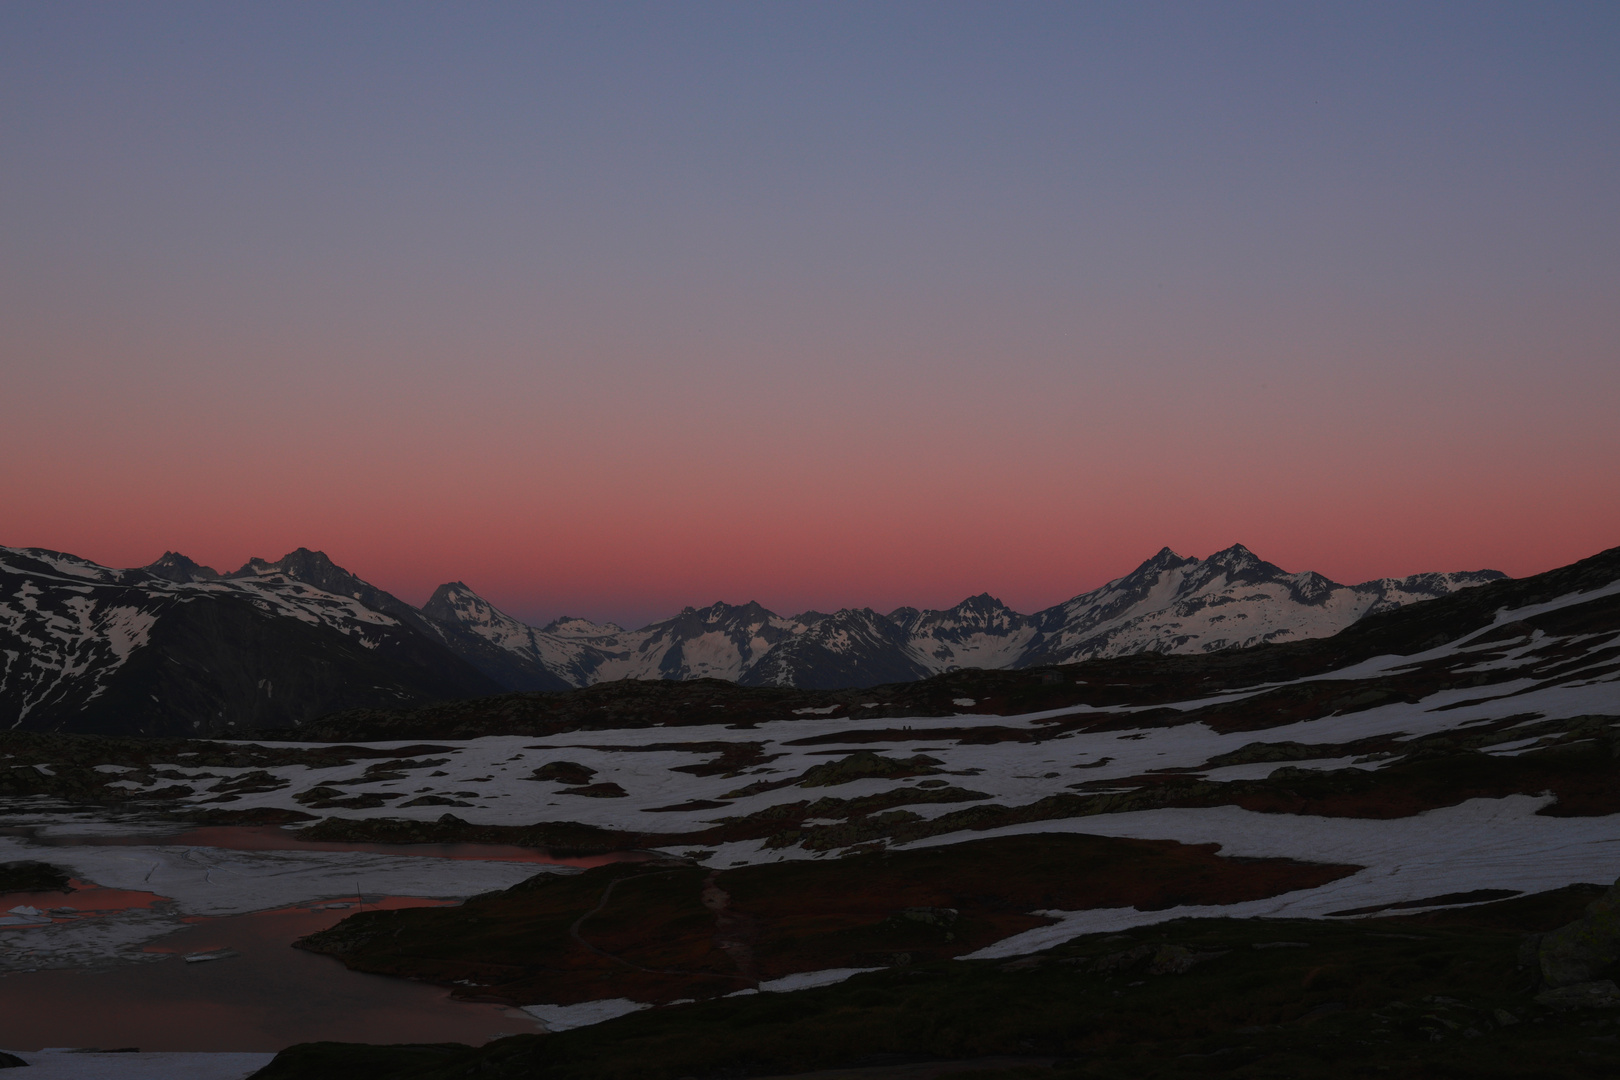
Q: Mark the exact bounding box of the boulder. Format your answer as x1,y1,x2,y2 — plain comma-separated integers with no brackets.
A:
1540,875,1620,988
1534,980,1620,1011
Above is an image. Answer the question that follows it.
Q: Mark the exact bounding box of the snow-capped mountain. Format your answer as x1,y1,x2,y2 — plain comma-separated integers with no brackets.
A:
426,543,1504,690
0,547,498,736
1016,544,1504,666
422,586,804,688
889,593,1039,673
741,607,932,689
0,541,1505,733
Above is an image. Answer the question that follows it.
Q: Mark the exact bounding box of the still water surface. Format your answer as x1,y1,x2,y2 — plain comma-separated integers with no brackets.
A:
0,826,649,1051
20,823,640,867
0,896,544,1051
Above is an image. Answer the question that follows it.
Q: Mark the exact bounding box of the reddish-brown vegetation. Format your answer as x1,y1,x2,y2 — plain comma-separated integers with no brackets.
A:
296,832,1357,1006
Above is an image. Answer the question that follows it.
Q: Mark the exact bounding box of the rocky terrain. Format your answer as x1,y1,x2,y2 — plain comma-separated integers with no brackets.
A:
255,884,1620,1079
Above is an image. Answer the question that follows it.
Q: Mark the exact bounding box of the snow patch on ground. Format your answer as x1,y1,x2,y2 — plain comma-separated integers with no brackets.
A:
522,998,651,1031
758,967,885,992
941,795,1620,957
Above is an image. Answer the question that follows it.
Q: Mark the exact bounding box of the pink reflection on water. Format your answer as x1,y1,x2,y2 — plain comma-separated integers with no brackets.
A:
166,825,641,866
24,824,647,867
0,825,645,1048
1,880,171,920
0,898,544,1052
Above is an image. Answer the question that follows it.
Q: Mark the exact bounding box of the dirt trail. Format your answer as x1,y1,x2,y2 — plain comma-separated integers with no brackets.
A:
702,869,760,987
569,867,756,986
567,870,684,974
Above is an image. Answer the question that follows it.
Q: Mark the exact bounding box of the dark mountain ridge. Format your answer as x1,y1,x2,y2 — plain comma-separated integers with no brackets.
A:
0,547,499,736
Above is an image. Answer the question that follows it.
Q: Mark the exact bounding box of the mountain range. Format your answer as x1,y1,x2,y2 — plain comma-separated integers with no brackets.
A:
422,544,1502,689
0,542,1502,736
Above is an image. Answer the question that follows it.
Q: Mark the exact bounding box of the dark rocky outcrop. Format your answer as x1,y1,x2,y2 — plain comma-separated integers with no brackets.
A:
0,859,75,894
1539,873,1620,988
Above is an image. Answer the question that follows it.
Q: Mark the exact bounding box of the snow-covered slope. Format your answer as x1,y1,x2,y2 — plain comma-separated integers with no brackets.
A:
1018,544,1504,666
889,593,1038,673
740,607,931,689
423,587,806,687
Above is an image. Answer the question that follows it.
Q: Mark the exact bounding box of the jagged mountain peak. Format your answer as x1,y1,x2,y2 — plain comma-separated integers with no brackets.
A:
225,548,428,630
143,551,220,583
815,605,883,623
667,599,779,628
425,580,482,604
1022,543,1508,667
228,548,378,600
232,547,346,580
1197,543,1290,585
541,614,626,636
1112,545,1196,586
889,593,1016,627
1205,542,1257,564
1287,569,1341,605
423,580,504,623
920,592,1023,632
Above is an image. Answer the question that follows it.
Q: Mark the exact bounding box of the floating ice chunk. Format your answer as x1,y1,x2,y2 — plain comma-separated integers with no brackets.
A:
183,949,238,963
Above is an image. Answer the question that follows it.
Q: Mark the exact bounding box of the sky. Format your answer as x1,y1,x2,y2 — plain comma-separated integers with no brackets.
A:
3,2,1617,628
